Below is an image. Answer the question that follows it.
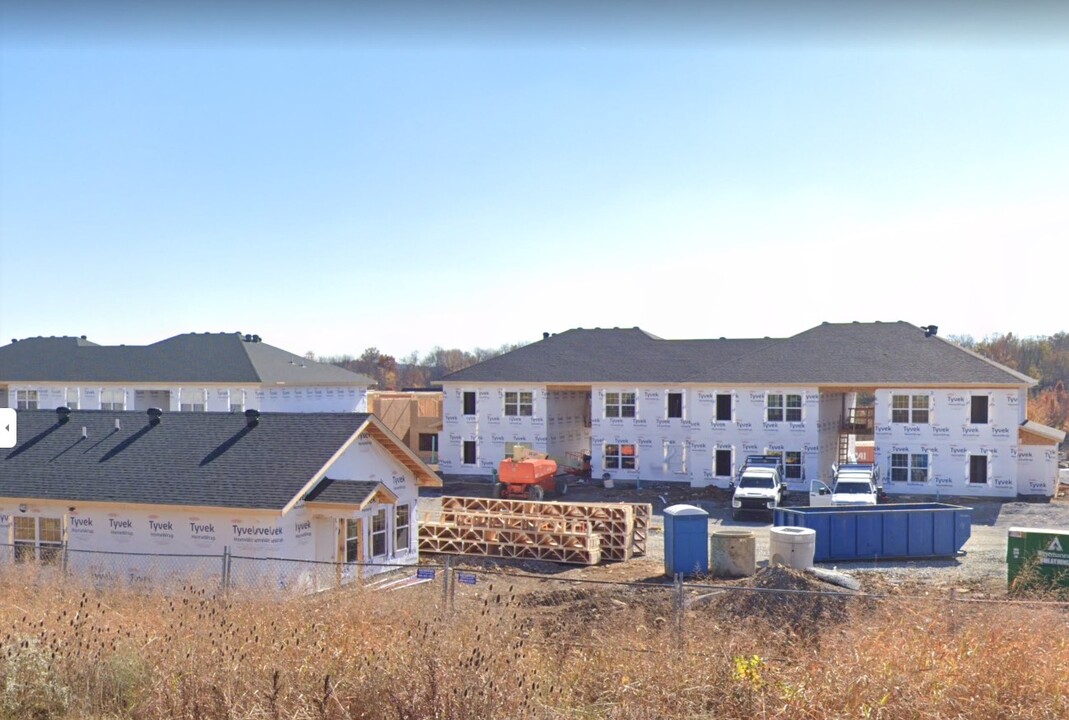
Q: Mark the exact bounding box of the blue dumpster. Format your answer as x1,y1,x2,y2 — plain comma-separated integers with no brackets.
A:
663,504,709,576
772,503,972,562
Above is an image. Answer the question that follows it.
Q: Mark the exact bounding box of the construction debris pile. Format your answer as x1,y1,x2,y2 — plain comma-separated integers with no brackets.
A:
418,496,652,565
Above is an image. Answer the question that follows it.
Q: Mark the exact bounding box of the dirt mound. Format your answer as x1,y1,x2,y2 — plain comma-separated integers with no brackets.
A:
709,566,851,630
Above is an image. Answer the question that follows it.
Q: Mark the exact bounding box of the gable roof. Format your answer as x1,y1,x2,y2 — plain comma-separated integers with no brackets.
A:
0,333,373,386
443,322,1034,387
442,328,773,383
0,410,438,511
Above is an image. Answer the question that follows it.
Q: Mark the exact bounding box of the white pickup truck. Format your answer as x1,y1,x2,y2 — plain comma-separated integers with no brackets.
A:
809,463,883,507
730,455,787,520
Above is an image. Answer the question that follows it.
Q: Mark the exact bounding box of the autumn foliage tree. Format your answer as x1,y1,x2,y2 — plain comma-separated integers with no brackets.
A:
315,341,527,390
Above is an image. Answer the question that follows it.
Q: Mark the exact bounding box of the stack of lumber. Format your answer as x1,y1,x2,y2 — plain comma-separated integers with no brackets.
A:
418,496,652,566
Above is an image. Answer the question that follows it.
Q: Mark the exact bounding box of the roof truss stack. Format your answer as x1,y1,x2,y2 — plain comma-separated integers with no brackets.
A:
418,496,652,565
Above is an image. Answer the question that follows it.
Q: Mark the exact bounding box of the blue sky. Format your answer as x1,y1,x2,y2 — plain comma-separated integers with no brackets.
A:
2,3,1067,359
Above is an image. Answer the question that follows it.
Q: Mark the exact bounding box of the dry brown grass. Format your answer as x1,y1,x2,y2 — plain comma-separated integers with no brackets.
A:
1,563,1067,719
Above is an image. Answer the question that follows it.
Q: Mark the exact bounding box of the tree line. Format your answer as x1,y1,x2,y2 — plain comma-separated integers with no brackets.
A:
315,342,527,391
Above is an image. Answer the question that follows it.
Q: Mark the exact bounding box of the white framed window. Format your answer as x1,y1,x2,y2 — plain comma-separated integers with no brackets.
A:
344,519,360,563
65,387,79,410
229,389,245,414
395,504,411,552
13,516,63,565
891,394,929,424
605,392,636,418
667,392,684,419
100,388,126,411
180,388,206,412
371,509,388,557
784,450,803,480
767,393,802,422
891,453,929,483
504,391,533,417
16,390,39,410
604,443,636,470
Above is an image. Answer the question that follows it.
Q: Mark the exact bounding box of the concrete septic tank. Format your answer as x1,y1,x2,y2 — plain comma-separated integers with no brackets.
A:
710,529,756,578
769,526,817,570
663,504,709,576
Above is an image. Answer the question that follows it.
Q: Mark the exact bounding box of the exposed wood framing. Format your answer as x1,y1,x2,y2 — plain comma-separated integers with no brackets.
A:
418,496,652,565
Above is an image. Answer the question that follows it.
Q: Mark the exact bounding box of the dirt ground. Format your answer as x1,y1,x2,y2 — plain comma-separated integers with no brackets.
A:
419,474,1069,598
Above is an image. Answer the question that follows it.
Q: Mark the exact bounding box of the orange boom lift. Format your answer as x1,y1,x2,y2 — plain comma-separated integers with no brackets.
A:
495,448,568,501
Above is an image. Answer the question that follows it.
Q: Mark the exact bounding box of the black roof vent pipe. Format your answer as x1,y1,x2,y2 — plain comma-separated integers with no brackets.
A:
56,406,71,423
245,408,261,427
147,408,163,426
923,325,939,337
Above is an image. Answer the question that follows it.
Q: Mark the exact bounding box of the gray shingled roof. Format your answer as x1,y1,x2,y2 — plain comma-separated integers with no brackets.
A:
304,479,386,506
443,322,1034,386
0,410,371,510
0,333,373,385
442,328,773,383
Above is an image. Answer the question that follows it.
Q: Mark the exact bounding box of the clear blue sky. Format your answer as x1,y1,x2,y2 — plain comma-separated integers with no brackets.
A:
2,3,1067,359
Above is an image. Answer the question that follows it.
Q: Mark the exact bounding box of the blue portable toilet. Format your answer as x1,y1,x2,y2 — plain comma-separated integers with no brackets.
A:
663,504,710,576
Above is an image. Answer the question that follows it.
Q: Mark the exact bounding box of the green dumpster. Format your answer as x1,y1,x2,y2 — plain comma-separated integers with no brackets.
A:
1007,527,1069,590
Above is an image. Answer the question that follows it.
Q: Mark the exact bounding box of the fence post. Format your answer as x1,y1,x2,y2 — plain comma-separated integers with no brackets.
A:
222,546,231,594
674,573,685,655
443,556,452,611
62,540,69,576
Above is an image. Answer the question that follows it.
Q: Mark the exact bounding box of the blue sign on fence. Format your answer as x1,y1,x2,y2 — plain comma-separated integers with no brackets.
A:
416,568,436,580
456,572,477,586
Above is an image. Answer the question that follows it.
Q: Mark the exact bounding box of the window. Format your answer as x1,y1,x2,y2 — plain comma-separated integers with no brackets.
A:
604,443,636,470
504,391,533,416
667,392,683,419
785,395,802,422
418,433,438,463
891,453,929,483
16,390,38,410
65,388,79,410
971,396,989,424
229,389,245,414
344,519,361,562
180,388,206,412
768,394,801,422
395,504,411,552
714,449,733,478
463,440,477,465
100,388,125,411
371,509,387,557
462,391,476,416
969,455,989,484
767,394,783,422
716,394,732,422
13,516,62,565
784,451,803,480
892,394,929,424
605,392,636,418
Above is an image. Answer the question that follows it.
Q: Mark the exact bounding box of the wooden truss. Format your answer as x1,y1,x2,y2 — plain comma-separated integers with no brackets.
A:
418,496,653,565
